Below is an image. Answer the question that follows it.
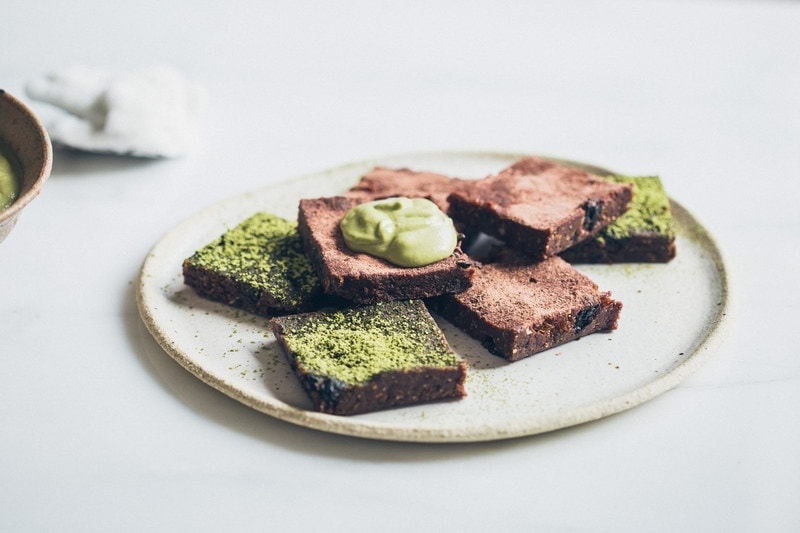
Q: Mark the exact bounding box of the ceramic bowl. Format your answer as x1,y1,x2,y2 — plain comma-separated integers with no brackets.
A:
0,90,53,243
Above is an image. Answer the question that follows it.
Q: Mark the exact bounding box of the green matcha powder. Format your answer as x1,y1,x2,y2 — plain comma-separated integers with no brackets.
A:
188,213,321,308
280,301,459,384
599,175,675,242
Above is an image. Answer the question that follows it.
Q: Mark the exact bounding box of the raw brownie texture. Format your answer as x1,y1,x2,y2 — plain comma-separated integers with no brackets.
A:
426,248,622,362
560,175,676,263
183,212,328,316
447,156,634,260
345,166,472,215
297,196,475,304
270,299,467,415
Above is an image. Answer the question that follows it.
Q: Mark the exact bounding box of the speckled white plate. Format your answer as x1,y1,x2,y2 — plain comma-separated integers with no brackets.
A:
137,151,729,442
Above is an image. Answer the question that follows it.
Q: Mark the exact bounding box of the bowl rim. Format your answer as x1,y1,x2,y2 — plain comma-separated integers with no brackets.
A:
0,89,53,223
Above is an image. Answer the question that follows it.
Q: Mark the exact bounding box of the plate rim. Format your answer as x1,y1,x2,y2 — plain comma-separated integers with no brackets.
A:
136,150,731,443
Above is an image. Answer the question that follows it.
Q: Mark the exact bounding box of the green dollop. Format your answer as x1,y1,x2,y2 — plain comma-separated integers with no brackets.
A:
0,150,20,211
339,197,458,267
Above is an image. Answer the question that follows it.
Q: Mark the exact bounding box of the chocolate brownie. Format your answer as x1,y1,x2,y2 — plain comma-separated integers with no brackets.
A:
426,248,622,362
183,212,329,316
560,175,676,263
345,166,472,215
270,299,467,415
297,196,475,304
447,156,634,260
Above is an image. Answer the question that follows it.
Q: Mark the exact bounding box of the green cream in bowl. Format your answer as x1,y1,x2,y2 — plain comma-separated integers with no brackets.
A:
0,90,52,243
0,149,21,211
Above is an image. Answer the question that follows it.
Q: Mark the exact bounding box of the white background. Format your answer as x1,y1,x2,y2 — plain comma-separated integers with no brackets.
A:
2,1,799,531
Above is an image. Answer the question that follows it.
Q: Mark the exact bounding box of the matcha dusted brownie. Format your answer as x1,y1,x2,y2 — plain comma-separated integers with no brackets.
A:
270,299,467,415
297,196,475,304
447,156,633,260
426,248,622,362
183,212,332,316
560,175,676,263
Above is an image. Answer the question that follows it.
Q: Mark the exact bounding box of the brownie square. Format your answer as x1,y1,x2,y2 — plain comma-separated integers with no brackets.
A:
426,248,622,362
447,156,634,260
270,299,467,415
297,196,475,304
560,175,676,263
182,212,328,316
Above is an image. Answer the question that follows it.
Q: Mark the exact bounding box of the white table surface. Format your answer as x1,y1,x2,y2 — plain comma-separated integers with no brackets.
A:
2,1,799,531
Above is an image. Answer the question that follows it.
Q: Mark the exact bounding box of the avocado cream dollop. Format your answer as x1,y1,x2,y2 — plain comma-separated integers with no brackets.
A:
340,197,458,267
0,152,20,211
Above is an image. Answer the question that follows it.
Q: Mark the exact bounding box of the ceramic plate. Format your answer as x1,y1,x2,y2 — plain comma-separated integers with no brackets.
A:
137,151,729,442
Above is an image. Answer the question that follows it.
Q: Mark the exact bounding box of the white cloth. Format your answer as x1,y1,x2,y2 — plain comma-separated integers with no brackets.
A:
26,65,205,158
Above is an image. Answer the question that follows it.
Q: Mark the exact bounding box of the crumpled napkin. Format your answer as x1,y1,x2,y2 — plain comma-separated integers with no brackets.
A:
26,65,205,158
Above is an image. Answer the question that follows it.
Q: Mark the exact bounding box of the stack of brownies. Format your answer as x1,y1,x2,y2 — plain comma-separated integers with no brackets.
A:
183,156,676,415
